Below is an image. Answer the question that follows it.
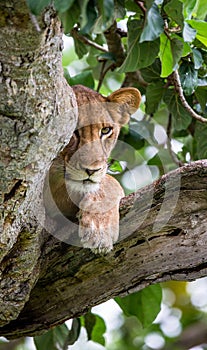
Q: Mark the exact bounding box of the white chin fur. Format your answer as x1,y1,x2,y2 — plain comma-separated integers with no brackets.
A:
66,179,100,194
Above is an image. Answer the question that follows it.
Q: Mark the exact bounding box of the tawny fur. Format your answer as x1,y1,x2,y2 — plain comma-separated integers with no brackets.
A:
44,85,141,253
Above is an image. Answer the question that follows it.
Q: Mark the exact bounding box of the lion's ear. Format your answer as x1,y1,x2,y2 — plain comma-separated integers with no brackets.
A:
106,87,141,125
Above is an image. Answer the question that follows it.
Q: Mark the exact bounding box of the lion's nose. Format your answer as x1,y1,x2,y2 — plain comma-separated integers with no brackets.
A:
86,168,101,176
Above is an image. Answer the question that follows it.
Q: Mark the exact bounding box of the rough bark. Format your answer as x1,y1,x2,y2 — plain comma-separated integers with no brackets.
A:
0,160,206,338
1,0,207,342
0,0,76,329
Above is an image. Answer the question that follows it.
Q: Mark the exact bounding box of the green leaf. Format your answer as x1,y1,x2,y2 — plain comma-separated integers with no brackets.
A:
159,33,173,77
60,3,81,34
108,159,124,173
145,0,154,9
34,324,69,350
140,59,161,83
183,22,196,42
171,37,184,68
66,319,81,346
164,0,184,27
67,71,95,89
192,48,203,69
194,0,207,20
195,86,207,113
187,20,207,47
114,0,126,18
146,81,165,115
194,122,207,159
159,35,185,77
83,312,106,346
148,148,175,169
139,3,164,42
179,0,196,19
26,0,51,15
80,0,98,35
123,127,145,150
163,89,192,130
130,120,156,144
72,36,88,59
54,0,74,12
99,0,114,24
179,62,198,95
115,284,162,328
119,20,160,73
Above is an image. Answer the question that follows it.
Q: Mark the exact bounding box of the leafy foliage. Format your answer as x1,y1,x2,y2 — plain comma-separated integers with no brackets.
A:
34,320,81,350
24,0,207,349
115,284,162,328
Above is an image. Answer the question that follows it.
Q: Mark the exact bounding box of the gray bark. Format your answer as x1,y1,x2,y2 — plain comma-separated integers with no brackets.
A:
0,0,207,341
0,1,76,328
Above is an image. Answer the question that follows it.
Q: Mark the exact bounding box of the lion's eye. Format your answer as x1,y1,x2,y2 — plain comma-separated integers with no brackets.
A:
100,127,113,136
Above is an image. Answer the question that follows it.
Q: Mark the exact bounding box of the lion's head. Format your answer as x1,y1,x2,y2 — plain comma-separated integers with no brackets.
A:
61,85,141,193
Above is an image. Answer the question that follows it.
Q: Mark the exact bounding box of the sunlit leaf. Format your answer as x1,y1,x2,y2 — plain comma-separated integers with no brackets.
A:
83,312,106,346
119,20,160,73
115,284,162,328
163,89,192,130
164,0,184,27
187,20,207,47
26,0,50,15
108,159,124,173
179,62,198,95
194,0,207,20
159,33,173,77
139,3,164,42
179,0,196,19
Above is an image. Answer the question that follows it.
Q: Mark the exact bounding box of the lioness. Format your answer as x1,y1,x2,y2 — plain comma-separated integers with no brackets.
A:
45,85,141,253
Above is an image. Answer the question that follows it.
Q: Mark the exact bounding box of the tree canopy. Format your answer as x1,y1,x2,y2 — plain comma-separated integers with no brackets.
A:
0,0,207,349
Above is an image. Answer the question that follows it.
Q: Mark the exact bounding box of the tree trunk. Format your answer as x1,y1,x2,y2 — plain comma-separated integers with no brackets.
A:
1,1,207,340
0,1,76,329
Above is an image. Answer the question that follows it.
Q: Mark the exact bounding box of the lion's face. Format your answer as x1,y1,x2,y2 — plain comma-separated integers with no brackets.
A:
61,85,141,193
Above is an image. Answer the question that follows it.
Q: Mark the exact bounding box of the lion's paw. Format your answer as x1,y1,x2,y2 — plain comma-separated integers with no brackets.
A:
79,212,118,254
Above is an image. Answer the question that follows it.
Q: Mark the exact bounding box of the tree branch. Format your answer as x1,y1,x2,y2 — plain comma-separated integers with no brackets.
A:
104,21,126,67
173,70,207,123
71,26,108,53
1,160,207,338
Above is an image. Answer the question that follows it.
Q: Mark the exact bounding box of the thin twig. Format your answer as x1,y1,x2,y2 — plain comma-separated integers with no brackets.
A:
167,113,184,167
96,62,115,92
173,70,207,123
134,0,147,14
71,27,108,53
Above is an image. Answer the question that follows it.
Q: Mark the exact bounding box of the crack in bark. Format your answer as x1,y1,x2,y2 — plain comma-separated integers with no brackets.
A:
3,180,23,203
